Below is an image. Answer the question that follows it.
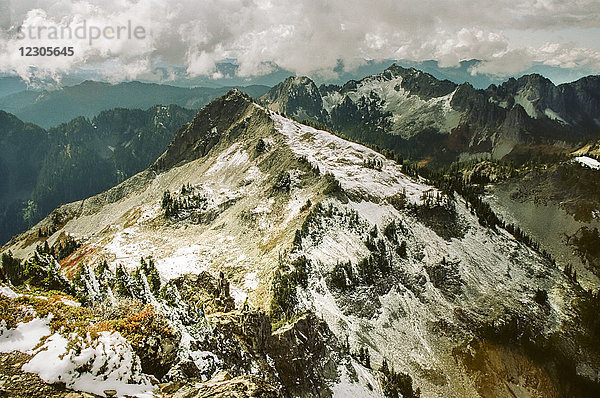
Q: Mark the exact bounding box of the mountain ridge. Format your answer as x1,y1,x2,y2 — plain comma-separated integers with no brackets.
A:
0,105,196,245
2,90,599,397
261,64,600,164
0,81,270,129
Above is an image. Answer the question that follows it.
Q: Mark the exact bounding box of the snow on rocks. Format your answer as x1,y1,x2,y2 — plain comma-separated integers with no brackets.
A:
0,284,21,298
270,111,431,203
206,142,250,177
293,193,568,396
23,331,155,398
244,272,259,290
332,362,381,398
575,156,600,170
0,315,52,353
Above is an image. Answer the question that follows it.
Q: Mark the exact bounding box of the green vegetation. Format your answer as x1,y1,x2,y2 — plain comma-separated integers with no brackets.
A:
270,255,310,324
255,137,267,155
300,199,312,212
328,261,355,291
36,234,81,260
570,227,600,275
0,106,196,245
293,202,362,249
408,192,466,240
139,257,161,295
161,185,211,220
322,173,346,200
380,359,420,398
1,249,73,293
533,289,548,305
1,251,23,285
355,347,371,369
424,257,462,297
273,171,292,192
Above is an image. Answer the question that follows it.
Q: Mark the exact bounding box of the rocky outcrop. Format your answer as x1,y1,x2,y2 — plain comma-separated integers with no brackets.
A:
261,76,326,122
261,64,600,163
386,64,457,100
172,374,283,398
153,89,256,172
267,313,343,398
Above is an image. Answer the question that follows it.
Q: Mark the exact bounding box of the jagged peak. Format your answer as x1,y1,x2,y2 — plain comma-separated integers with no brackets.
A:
283,75,316,85
152,90,257,172
498,73,556,94
267,75,319,95
224,87,253,101
384,63,411,75
260,75,323,119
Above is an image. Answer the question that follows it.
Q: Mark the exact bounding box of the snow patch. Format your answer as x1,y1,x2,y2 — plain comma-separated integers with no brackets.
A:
271,112,431,202
514,93,537,119
23,331,155,398
229,284,247,307
59,298,81,307
0,285,21,298
332,362,381,398
159,245,208,280
244,272,259,290
0,315,52,353
206,142,250,176
349,200,395,226
575,156,600,170
544,108,567,123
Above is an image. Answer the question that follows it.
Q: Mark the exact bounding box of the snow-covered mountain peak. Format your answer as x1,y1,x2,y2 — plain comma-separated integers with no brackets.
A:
2,91,598,397
270,110,432,202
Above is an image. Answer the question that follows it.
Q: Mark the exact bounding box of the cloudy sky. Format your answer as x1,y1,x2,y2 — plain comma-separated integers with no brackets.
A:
0,0,599,85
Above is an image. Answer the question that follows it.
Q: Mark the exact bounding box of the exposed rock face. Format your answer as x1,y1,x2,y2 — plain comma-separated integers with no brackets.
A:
173,374,283,398
267,313,342,398
153,89,258,172
385,64,457,100
171,272,236,314
563,76,600,123
261,65,600,163
261,76,326,122
136,326,180,379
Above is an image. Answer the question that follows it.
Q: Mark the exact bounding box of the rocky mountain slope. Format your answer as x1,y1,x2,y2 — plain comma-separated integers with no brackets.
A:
261,65,600,164
1,90,600,397
485,153,600,289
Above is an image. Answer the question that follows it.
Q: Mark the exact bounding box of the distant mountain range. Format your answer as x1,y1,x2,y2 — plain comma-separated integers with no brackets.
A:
0,105,196,244
261,64,600,165
0,76,28,99
0,80,269,128
144,59,600,89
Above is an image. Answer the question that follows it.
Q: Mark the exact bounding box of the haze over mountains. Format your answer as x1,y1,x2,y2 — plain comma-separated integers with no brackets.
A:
0,80,269,129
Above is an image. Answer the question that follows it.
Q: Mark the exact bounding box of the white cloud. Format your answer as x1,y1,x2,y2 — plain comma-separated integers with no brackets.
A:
0,0,599,83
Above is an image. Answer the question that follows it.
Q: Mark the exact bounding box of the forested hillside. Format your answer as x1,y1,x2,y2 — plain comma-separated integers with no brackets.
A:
0,105,196,244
